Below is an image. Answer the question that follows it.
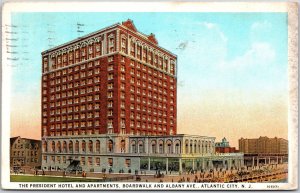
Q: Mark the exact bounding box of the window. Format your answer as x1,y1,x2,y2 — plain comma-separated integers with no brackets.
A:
108,73,114,80
121,65,125,72
82,141,86,152
96,157,100,166
108,65,113,71
108,158,113,167
81,157,85,165
108,92,113,98
108,83,113,90
108,101,113,108
121,73,125,81
43,156,47,163
121,92,125,99
96,140,100,153
108,56,114,62
125,159,131,167
108,140,113,152
88,157,93,166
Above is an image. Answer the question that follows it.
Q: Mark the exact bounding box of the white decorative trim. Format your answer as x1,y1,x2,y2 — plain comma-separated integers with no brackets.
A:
119,52,176,78
50,36,102,58
119,24,177,58
43,51,118,75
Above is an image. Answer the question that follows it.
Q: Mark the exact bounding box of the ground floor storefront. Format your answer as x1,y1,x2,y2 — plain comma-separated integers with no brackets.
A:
42,153,244,174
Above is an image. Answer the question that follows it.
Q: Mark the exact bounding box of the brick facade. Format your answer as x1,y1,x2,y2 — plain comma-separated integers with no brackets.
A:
41,19,177,138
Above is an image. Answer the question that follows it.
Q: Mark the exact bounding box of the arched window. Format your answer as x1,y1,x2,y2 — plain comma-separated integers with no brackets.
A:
108,140,113,153
121,140,125,153
151,140,156,154
185,140,189,154
43,141,47,152
194,140,197,153
57,141,61,153
88,140,93,152
190,140,193,154
82,140,86,152
158,140,164,154
138,141,144,153
175,142,180,154
75,141,79,153
63,141,67,152
131,141,136,153
96,140,100,153
51,141,55,152
69,141,73,153
166,140,172,154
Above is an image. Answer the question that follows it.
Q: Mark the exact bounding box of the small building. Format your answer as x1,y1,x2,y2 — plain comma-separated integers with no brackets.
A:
215,137,238,153
10,136,42,169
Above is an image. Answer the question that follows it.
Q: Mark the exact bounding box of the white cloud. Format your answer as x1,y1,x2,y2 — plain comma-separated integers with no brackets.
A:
220,42,276,69
200,22,228,43
251,20,272,31
176,21,228,69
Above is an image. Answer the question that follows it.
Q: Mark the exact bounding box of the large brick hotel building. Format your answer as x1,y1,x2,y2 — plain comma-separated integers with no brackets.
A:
41,20,243,173
42,19,177,137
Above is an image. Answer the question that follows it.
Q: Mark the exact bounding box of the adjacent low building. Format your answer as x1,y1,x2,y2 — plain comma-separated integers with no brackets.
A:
42,134,244,173
10,136,42,168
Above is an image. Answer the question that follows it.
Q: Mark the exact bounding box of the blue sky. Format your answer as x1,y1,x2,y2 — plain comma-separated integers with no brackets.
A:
10,12,288,145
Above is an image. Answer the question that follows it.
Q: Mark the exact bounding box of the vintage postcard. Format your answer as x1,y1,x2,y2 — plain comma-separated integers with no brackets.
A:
1,1,298,190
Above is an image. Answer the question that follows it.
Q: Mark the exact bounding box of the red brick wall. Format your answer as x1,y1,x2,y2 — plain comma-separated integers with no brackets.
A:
42,23,177,137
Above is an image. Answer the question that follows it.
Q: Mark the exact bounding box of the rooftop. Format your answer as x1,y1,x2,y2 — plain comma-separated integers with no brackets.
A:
41,19,177,58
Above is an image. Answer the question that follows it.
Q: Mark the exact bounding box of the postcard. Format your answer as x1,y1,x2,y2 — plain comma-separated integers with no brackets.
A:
1,1,298,190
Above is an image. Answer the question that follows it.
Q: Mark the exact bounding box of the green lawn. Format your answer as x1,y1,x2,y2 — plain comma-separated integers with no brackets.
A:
10,175,101,182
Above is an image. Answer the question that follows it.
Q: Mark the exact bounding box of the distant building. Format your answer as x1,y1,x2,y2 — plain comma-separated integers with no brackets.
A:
215,137,238,153
10,136,42,168
239,136,288,154
239,136,288,167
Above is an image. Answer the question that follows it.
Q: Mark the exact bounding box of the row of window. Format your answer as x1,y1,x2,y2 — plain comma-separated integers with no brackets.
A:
47,95,100,103
45,60,102,77
47,121,101,129
13,158,38,164
44,45,113,71
45,85,101,94
47,77,100,88
45,121,173,131
44,129,170,136
44,156,130,167
12,151,38,156
128,42,176,75
42,81,175,105
44,140,115,153
43,107,175,120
